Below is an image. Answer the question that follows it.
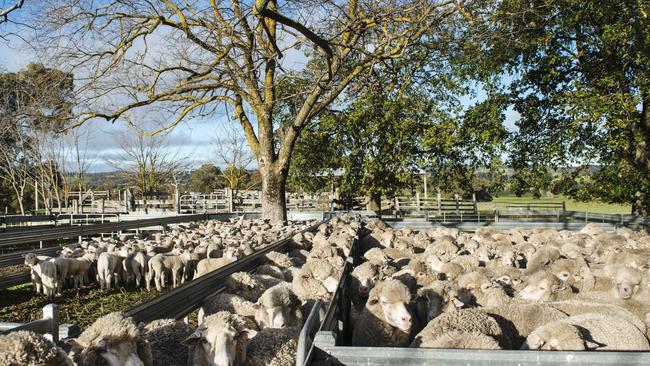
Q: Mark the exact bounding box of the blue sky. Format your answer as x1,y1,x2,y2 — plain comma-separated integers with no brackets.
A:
0,25,520,173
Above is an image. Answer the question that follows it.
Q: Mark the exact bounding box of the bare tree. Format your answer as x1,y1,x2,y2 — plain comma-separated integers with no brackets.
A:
0,0,25,24
22,0,467,221
106,125,189,198
0,122,32,214
214,125,257,196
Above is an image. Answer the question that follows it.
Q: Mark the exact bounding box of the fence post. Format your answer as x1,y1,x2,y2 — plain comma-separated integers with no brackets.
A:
42,304,59,343
562,201,566,211
585,211,588,223
395,197,400,211
495,209,499,223
416,193,420,212
437,191,441,215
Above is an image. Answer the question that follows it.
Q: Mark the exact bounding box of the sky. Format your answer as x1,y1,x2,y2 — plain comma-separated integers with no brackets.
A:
0,10,520,173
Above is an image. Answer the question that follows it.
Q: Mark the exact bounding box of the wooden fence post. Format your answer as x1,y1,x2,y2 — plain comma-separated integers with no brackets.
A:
43,304,59,343
416,193,421,212
437,191,441,215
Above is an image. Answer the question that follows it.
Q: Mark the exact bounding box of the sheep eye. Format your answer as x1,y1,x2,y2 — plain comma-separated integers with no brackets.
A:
539,286,547,291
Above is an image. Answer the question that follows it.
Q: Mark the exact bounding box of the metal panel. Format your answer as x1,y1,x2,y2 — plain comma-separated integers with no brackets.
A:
0,213,239,248
314,346,650,365
0,246,60,267
0,271,30,290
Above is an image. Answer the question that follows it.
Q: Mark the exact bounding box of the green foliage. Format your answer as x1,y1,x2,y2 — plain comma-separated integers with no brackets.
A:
190,164,223,193
290,90,430,205
477,0,650,212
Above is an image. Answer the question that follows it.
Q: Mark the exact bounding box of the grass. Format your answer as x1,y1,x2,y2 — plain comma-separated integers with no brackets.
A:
479,195,632,214
0,283,168,329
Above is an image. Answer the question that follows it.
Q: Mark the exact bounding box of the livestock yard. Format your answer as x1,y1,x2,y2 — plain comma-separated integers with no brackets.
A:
2,0,650,365
1,212,650,365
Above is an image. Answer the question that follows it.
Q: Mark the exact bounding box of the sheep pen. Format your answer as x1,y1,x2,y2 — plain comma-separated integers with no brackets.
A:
0,217,314,329
333,220,650,356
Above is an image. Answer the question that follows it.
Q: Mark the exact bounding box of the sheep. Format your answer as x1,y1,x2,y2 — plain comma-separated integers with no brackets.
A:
415,280,464,323
410,308,509,349
523,313,650,351
255,264,286,280
547,300,647,333
483,303,568,348
524,246,561,274
67,312,152,366
195,255,238,278
254,282,303,329
518,270,573,302
141,318,193,366
199,293,258,324
225,272,269,302
291,258,338,301
97,252,124,291
23,254,57,298
146,254,188,291
419,330,502,350
350,262,381,307
245,326,300,366
183,311,257,366
351,279,414,347
0,330,73,366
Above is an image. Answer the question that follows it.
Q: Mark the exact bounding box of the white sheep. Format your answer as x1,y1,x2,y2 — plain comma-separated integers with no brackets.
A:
0,330,73,366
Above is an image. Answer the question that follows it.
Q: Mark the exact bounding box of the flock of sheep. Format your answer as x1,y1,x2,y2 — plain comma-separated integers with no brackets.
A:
0,215,360,365
21,217,313,298
4,215,650,365
349,220,650,351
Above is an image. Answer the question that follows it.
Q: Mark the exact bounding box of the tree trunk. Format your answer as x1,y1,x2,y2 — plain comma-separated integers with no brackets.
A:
260,164,287,222
633,90,650,216
368,191,381,213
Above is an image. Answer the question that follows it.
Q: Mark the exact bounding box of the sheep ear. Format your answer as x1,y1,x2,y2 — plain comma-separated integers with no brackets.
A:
239,329,257,340
181,331,203,346
252,303,263,310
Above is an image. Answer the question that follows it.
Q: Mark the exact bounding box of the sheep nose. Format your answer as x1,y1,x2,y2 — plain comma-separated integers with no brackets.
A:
273,319,285,328
359,286,369,296
401,315,411,325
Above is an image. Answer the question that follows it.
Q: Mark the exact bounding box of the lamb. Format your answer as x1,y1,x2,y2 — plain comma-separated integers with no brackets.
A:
255,264,286,280
523,313,650,351
97,252,124,291
351,279,414,347
123,251,147,288
414,330,502,350
195,255,238,278
141,318,193,366
410,308,508,349
67,312,152,366
254,282,303,329
363,247,391,266
350,262,381,306
0,330,73,366
23,254,57,298
146,253,190,291
183,311,257,366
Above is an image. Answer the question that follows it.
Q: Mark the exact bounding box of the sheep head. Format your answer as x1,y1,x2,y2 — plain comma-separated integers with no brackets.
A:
367,279,412,332
183,312,256,366
67,312,152,366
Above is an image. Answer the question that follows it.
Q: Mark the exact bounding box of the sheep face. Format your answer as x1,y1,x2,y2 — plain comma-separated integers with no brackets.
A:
523,323,586,351
369,280,412,332
518,272,563,301
69,338,149,366
613,267,643,300
24,253,38,266
254,304,290,328
351,262,379,297
185,327,243,366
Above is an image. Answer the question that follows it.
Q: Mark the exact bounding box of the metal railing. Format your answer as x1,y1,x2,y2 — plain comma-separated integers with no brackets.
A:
0,304,80,343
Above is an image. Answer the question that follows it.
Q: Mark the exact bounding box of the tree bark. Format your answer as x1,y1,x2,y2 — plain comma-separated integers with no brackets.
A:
260,163,287,222
633,90,650,216
368,191,382,214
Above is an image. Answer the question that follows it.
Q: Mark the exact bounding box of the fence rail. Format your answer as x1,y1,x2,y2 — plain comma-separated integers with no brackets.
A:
0,304,81,343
